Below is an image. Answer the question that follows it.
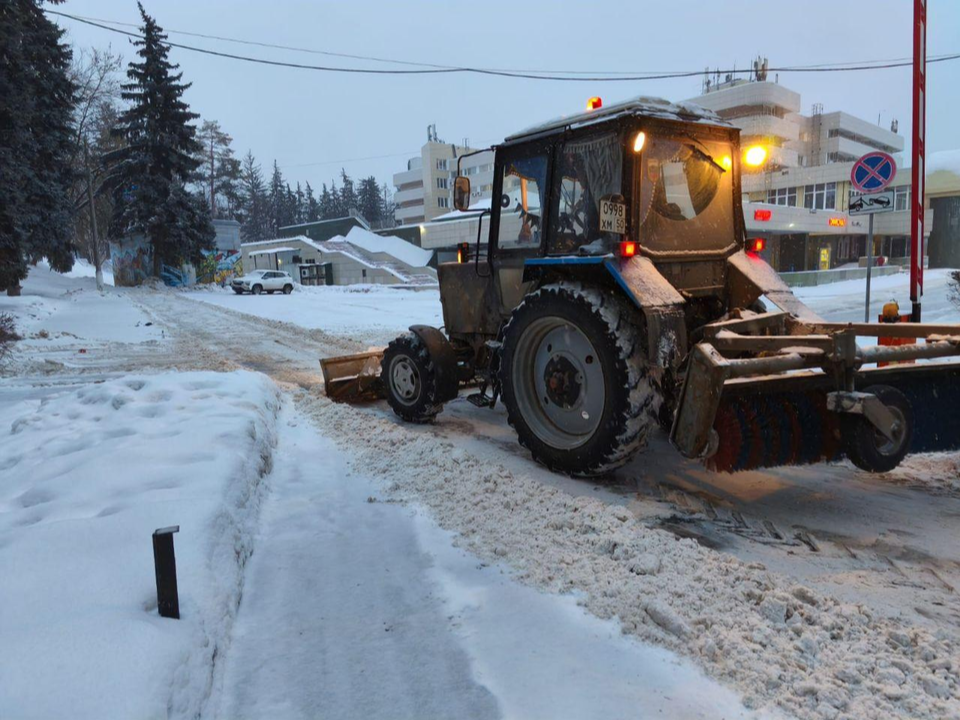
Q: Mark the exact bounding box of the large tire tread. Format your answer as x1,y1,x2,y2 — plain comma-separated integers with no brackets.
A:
500,281,657,477
382,333,443,424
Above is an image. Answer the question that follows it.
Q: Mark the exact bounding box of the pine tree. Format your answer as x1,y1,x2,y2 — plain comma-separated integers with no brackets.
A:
294,182,306,224
195,119,241,220
339,168,357,215
267,161,286,236
357,176,382,227
109,3,213,276
239,151,270,242
283,183,297,228
304,181,320,222
0,0,78,292
329,180,344,219
318,183,334,220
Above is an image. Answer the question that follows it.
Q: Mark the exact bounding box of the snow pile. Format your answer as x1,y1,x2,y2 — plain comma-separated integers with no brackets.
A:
342,226,434,267
301,395,960,720
0,264,158,347
885,453,960,496
0,371,280,719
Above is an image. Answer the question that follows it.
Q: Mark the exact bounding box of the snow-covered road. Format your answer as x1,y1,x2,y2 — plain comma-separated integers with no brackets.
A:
214,399,760,720
1,270,780,720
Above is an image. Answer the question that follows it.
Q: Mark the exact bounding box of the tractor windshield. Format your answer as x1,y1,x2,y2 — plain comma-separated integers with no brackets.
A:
636,134,735,255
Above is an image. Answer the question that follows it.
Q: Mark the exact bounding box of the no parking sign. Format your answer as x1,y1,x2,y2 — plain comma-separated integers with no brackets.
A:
850,152,897,193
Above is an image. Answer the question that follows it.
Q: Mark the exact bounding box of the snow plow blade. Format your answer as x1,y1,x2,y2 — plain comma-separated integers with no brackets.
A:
670,311,960,472
319,350,385,403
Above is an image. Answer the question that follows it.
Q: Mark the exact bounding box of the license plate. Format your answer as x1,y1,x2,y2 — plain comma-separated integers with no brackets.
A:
599,199,626,234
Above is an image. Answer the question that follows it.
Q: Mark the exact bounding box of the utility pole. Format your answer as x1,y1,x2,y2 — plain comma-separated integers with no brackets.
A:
83,141,104,293
910,0,926,321
209,134,216,218
864,213,874,322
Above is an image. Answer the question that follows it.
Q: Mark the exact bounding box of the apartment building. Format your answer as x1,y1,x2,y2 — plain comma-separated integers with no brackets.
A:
392,126,494,226
683,68,932,271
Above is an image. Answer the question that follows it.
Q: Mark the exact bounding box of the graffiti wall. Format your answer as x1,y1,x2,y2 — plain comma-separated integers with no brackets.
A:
110,238,242,287
109,235,152,287
196,249,243,286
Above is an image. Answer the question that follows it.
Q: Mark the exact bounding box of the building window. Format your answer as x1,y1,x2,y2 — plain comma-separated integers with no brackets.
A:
804,182,836,210
895,186,911,212
436,159,448,170
436,177,448,189
361,268,367,278
766,187,797,206
437,196,449,208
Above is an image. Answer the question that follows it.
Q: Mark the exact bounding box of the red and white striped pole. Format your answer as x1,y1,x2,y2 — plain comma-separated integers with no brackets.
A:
910,0,926,321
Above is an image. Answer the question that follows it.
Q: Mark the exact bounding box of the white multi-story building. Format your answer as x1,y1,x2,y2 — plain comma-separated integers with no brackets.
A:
392,126,494,226
684,70,925,272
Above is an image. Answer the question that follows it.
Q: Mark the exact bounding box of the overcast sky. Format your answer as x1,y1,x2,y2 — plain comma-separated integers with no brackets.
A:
55,0,960,193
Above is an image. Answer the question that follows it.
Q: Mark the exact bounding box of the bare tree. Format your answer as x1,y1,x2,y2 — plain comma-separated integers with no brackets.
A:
68,47,123,291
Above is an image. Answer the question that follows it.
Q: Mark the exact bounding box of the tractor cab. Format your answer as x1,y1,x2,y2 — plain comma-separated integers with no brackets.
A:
443,96,748,358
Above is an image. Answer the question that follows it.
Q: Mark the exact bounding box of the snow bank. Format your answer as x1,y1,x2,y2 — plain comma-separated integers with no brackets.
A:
57,257,115,286
301,395,960,720
343,226,434,267
0,371,280,719
0,263,158,347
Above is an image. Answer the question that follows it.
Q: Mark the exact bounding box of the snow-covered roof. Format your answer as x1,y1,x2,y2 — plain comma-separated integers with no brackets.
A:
321,240,437,286
343,227,433,267
432,198,493,222
243,236,324,252
505,96,729,143
278,215,370,231
248,246,296,256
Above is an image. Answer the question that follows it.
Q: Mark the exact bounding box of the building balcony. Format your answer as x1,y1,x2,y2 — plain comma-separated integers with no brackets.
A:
734,115,800,143
393,168,421,187
394,186,425,205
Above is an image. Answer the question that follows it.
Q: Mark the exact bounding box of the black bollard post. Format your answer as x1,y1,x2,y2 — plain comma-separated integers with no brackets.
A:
152,526,180,619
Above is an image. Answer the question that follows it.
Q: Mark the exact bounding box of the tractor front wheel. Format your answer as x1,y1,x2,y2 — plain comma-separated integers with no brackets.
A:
842,385,913,473
500,282,657,477
381,333,443,423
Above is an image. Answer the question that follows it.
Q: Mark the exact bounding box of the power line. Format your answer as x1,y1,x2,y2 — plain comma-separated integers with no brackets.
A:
61,11,958,76
48,9,960,82
280,150,419,169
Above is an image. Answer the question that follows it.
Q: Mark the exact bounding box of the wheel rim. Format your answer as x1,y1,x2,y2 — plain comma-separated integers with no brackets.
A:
874,406,907,456
512,316,604,450
389,355,421,406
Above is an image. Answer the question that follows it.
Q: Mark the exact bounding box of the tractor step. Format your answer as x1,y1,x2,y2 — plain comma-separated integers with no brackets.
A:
467,392,496,408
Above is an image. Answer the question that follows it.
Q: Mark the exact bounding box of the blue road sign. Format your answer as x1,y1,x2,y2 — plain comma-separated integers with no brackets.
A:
850,152,897,193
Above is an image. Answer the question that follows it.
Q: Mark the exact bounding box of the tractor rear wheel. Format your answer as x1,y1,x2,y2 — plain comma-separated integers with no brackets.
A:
842,385,913,473
500,282,657,477
381,332,443,423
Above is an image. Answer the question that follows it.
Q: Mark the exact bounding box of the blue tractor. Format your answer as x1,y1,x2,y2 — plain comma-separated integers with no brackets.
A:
322,96,960,477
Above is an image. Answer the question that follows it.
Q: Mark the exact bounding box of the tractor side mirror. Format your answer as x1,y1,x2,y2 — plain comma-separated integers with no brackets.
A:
453,176,470,211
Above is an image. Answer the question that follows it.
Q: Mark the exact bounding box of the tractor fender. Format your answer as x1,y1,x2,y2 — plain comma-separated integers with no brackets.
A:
523,256,687,368
726,250,822,322
408,325,460,402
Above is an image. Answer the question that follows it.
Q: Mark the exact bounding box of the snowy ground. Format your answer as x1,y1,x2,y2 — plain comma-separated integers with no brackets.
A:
0,371,279,719
1,270,771,720
184,283,442,347
2,265,959,720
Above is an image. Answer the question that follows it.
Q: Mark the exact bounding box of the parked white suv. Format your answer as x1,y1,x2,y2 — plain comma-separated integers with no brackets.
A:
231,270,295,295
